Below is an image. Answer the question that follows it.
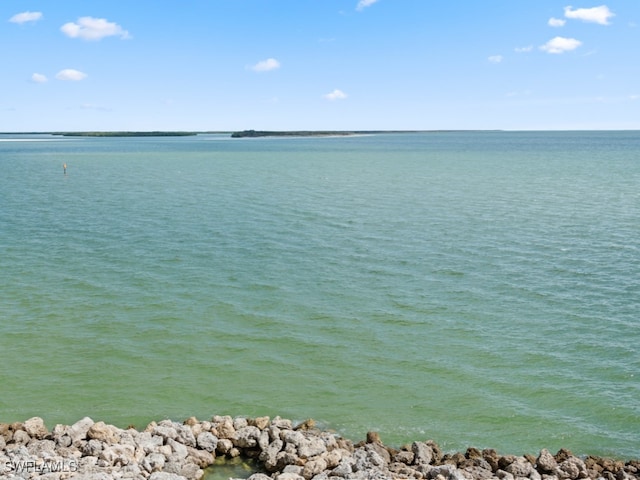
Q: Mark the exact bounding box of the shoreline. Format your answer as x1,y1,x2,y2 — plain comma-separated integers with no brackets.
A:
1,416,638,480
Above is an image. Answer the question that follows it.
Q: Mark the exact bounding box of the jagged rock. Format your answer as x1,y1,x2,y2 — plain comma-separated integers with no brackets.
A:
143,452,167,473
557,456,588,480
87,421,120,444
253,416,271,430
505,456,534,477
298,436,327,459
235,426,262,448
196,431,218,452
69,417,95,444
149,472,188,480
413,441,435,465
1,415,638,480
23,417,49,440
12,429,31,445
303,457,328,479
537,449,559,473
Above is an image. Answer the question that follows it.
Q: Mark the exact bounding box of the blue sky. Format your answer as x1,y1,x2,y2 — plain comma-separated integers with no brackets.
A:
2,1,639,131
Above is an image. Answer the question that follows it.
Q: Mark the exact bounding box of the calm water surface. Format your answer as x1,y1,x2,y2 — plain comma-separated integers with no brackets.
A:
0,131,638,459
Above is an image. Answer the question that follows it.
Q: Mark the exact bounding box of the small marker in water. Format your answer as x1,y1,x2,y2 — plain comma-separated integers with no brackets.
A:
63,163,67,174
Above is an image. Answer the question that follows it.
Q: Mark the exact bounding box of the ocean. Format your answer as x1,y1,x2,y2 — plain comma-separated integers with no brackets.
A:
0,131,638,459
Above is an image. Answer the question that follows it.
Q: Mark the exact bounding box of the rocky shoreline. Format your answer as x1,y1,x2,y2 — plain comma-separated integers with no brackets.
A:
1,416,638,480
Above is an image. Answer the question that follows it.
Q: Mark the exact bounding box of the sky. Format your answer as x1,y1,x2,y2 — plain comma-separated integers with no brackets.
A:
2,1,639,131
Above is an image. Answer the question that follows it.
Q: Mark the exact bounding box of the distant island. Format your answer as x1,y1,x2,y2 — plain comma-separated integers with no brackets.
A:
230,130,360,138
54,131,199,137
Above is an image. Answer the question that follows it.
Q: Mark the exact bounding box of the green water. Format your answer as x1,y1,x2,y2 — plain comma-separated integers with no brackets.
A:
1,132,638,458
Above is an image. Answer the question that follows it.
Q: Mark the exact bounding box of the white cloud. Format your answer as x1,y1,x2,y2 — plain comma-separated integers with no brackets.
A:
564,5,615,25
324,89,348,101
250,58,281,72
540,36,582,54
515,45,534,53
356,0,378,11
61,17,130,40
56,69,88,81
488,55,503,64
9,11,42,24
548,17,566,27
630,95,640,101
31,73,48,83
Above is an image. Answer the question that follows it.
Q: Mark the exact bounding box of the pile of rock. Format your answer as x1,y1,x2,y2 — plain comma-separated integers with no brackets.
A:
1,415,638,480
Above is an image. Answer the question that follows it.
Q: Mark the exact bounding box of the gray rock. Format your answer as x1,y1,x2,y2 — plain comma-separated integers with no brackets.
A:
557,457,587,480
303,457,328,479
168,438,189,459
143,452,167,473
537,449,559,473
216,438,234,454
248,474,274,480
505,457,534,478
259,438,284,471
175,424,197,448
297,437,327,459
149,472,188,480
196,431,218,452
276,472,306,480
69,417,95,444
235,426,262,448
413,441,434,465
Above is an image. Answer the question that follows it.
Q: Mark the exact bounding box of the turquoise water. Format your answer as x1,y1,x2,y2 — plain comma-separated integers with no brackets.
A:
1,132,638,459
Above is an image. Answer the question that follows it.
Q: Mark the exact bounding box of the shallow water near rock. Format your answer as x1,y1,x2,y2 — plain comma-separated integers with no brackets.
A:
203,456,262,480
1,131,639,459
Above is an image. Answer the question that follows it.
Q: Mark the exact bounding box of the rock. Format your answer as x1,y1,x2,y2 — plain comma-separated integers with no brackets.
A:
149,473,188,480
216,438,234,454
196,431,218,452
276,472,306,480
235,426,261,448
252,416,271,430
23,417,49,439
87,421,120,444
143,452,167,473
303,457,328,479
12,429,31,445
413,441,434,465
297,436,327,459
215,417,236,439
537,449,559,473
505,456,534,477
557,456,587,480
248,474,273,480
69,417,95,444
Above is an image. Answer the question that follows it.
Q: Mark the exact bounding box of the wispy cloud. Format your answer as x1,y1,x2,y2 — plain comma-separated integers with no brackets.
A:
9,11,42,24
548,17,566,27
540,36,582,54
630,95,640,101
324,89,348,101
356,0,378,12
56,69,88,81
31,73,48,83
564,5,615,25
61,17,130,40
250,58,281,72
514,46,534,53
488,55,503,64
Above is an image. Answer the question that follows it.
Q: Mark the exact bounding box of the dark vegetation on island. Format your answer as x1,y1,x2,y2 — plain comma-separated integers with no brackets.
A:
229,129,427,138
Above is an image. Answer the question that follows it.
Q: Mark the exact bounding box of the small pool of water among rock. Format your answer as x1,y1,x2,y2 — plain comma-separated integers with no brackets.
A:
203,456,263,480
